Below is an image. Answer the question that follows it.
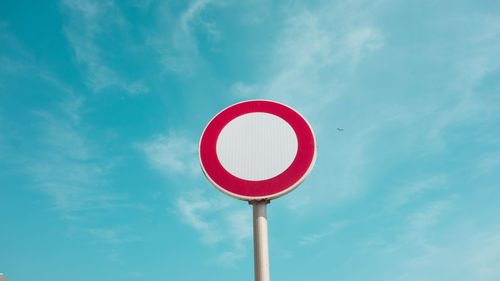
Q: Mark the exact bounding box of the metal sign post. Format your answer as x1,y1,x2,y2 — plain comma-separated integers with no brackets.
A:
251,201,270,281
199,100,316,281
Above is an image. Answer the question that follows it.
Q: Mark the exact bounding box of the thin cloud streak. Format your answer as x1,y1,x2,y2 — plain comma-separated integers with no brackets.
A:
177,197,223,244
140,132,200,177
88,227,142,244
146,0,218,75
180,0,214,32
387,175,448,210
299,222,345,246
234,2,385,108
176,191,252,266
61,0,148,93
388,205,500,281
27,96,135,219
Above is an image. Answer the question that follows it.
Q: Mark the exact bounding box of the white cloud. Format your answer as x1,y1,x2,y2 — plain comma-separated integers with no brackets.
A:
343,26,384,68
61,0,148,94
0,55,28,75
477,152,500,175
423,14,500,149
299,222,345,246
180,0,214,32
224,209,253,246
215,250,246,268
466,232,500,281
27,96,134,218
177,197,223,244
453,15,500,87
241,1,500,218
0,30,40,78
295,122,382,209
88,227,142,244
391,222,500,281
146,0,220,75
387,175,448,210
229,2,384,116
408,200,452,237
365,198,455,265
0,28,140,220
214,209,253,267
140,132,200,176
176,191,252,266
230,82,258,98
425,92,486,149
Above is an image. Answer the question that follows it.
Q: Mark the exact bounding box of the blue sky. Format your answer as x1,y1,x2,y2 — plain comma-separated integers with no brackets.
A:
1,0,500,280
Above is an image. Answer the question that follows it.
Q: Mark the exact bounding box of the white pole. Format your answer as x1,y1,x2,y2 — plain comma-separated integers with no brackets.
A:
251,201,270,281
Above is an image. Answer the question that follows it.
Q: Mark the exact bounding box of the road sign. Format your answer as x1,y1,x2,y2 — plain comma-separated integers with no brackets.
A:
199,100,316,201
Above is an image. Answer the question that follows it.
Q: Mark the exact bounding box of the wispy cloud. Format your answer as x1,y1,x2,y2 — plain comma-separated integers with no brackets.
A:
0,29,38,77
425,92,487,149
26,96,134,219
299,222,345,246
146,0,219,74
0,55,29,75
177,196,223,244
180,0,214,32
140,132,200,177
223,3,388,213
343,26,383,68
389,206,500,281
176,191,252,266
224,209,253,248
407,199,452,241
230,82,258,98
0,27,139,220
476,152,500,175
61,0,148,93
387,175,448,210
466,232,500,281
88,227,142,244
232,2,384,108
424,15,500,149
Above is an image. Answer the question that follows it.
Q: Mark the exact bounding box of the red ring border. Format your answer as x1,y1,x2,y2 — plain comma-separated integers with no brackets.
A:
199,100,316,201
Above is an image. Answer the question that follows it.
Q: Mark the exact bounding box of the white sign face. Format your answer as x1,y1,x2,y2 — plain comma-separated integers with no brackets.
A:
216,112,298,181
199,100,316,201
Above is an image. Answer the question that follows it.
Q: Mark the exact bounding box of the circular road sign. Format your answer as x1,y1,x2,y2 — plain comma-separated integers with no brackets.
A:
199,100,316,201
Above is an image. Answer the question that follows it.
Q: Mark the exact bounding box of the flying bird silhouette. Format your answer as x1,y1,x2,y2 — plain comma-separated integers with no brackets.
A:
336,128,344,132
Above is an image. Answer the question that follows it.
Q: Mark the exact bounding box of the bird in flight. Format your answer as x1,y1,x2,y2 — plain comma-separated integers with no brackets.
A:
336,128,344,132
